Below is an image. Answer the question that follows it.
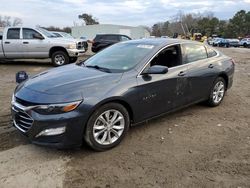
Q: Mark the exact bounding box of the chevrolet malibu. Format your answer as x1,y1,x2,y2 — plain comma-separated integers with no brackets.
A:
11,39,235,151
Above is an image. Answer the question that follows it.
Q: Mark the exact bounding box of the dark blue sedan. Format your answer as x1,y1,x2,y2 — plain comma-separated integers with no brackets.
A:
11,39,235,151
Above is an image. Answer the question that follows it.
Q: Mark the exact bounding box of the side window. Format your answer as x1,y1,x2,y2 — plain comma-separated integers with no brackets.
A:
206,47,217,58
106,35,119,41
121,36,130,41
7,28,20,39
150,45,182,68
182,43,207,63
23,28,41,39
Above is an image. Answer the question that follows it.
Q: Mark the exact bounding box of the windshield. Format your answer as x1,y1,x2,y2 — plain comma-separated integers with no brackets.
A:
60,32,74,39
37,28,57,38
83,42,155,73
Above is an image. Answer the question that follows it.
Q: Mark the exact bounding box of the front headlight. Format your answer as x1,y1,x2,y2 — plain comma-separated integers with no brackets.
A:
33,100,82,114
67,43,77,49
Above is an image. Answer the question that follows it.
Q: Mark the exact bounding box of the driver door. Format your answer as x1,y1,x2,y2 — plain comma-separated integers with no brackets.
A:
135,45,189,121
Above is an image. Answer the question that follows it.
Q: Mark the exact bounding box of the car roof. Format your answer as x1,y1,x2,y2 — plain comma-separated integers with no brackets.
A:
123,38,202,47
96,34,128,36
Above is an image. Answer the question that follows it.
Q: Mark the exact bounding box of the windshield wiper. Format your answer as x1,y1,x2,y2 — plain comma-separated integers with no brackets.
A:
86,65,111,73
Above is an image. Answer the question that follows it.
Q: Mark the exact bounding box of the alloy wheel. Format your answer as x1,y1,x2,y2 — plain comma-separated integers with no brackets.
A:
212,81,225,104
93,109,125,145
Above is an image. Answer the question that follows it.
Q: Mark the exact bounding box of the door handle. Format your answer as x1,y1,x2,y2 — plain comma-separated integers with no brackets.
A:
178,71,186,77
5,42,10,44
23,42,29,44
208,64,214,68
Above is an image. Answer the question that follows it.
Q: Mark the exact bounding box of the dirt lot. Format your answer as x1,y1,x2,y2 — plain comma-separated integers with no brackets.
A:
0,47,249,188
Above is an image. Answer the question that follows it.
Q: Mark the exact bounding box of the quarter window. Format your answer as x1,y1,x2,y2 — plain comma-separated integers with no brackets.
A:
121,36,130,41
182,44,207,63
206,47,217,58
7,28,20,39
23,28,41,39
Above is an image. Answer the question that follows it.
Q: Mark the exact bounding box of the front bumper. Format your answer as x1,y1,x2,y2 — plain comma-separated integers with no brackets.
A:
67,48,85,57
11,101,88,149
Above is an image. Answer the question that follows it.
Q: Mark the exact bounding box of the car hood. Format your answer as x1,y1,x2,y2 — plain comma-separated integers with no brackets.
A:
51,38,86,43
49,38,77,44
15,64,123,103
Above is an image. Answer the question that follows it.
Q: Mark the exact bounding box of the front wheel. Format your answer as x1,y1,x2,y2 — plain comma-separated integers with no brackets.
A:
206,77,226,107
69,57,78,63
51,51,69,66
84,103,130,151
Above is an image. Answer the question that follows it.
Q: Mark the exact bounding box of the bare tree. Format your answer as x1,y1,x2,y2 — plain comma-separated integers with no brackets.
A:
0,15,22,27
12,17,22,26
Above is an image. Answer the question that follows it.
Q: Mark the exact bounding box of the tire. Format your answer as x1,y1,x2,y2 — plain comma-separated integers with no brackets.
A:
69,57,78,63
51,51,69,66
84,103,130,151
243,43,247,48
207,77,226,107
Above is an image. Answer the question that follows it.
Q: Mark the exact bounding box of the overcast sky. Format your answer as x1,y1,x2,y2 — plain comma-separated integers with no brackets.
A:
0,0,250,27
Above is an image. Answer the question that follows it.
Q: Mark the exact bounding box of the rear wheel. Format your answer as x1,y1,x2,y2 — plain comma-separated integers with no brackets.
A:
51,51,69,66
207,77,226,107
84,103,130,151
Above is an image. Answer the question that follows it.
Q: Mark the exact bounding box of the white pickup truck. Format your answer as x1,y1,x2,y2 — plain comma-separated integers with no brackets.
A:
0,27,86,66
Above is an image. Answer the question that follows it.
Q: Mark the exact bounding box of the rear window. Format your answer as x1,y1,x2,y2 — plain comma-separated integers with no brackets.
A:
7,28,20,39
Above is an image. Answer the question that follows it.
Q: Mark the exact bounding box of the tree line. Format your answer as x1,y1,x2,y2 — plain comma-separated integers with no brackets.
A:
1,10,249,38
151,10,250,38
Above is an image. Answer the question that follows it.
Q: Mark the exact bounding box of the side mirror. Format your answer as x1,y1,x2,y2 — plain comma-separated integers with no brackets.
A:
33,33,44,40
16,71,28,84
142,65,168,75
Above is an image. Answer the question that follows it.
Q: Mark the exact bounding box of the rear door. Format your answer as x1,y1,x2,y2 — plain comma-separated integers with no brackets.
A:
3,28,23,58
21,28,48,58
182,43,218,103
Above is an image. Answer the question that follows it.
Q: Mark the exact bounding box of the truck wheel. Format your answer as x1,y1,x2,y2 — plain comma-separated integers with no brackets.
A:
51,51,69,66
70,57,78,63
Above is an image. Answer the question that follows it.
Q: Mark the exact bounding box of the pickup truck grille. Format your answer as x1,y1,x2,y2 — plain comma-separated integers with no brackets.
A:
77,41,88,50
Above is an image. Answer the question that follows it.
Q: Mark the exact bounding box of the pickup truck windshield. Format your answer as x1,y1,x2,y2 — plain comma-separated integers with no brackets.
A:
60,32,74,39
37,28,56,38
84,42,155,73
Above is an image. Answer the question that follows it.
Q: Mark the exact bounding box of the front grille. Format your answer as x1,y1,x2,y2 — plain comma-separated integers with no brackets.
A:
12,105,33,132
77,41,88,49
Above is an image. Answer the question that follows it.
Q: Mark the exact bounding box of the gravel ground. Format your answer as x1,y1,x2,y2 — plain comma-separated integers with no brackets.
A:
0,47,249,188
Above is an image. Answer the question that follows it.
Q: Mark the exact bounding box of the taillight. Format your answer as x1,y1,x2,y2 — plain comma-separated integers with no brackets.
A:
231,59,236,65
